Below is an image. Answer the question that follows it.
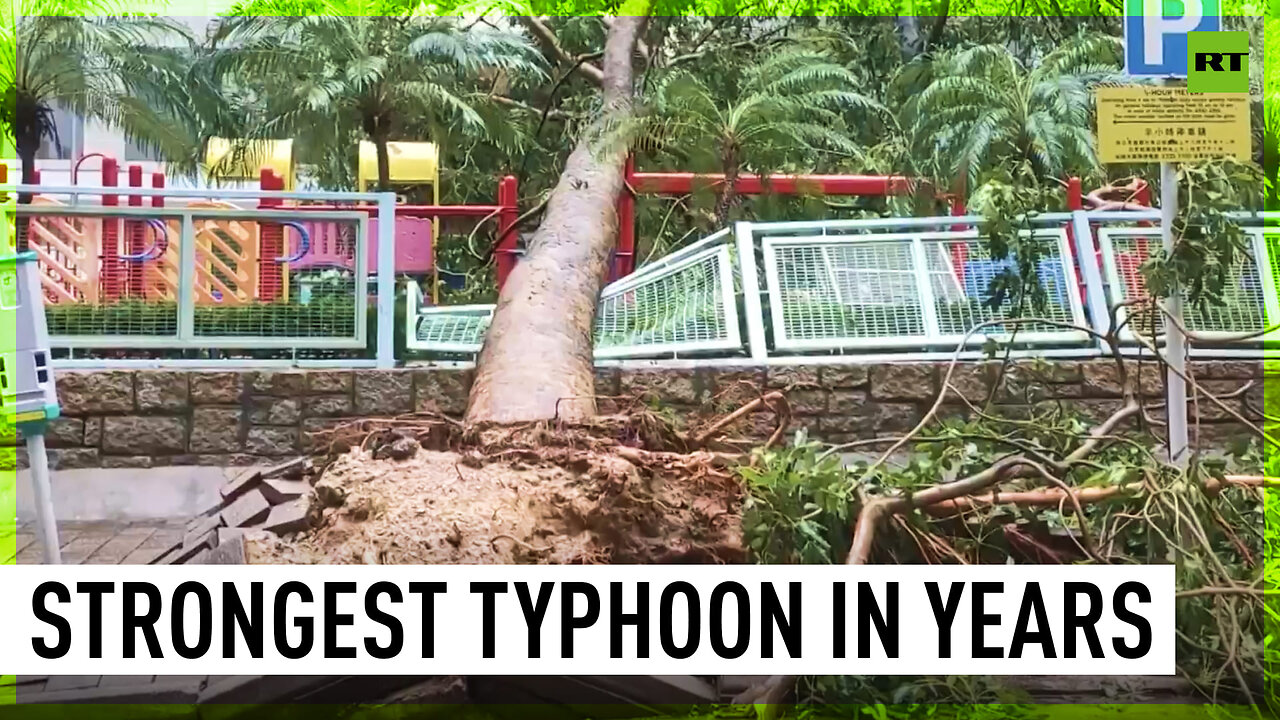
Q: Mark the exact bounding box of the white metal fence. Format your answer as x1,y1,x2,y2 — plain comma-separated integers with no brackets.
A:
761,228,1088,352
13,184,399,368
406,228,742,359
1097,223,1278,347
7,183,1274,369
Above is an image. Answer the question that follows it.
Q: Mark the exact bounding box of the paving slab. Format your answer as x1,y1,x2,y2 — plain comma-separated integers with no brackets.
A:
85,526,156,564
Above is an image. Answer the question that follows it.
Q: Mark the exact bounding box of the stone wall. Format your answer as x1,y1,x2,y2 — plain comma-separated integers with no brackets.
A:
7,359,1268,470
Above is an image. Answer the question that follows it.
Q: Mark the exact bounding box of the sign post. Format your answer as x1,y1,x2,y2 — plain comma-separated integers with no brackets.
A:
1158,100,1188,466
1120,0,1224,467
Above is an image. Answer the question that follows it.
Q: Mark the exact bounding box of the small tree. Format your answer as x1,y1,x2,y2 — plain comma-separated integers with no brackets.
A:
2,2,196,187
903,33,1125,191
627,47,885,223
211,4,543,190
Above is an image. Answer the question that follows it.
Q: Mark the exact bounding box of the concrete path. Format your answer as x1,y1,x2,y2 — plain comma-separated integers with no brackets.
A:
15,465,229,523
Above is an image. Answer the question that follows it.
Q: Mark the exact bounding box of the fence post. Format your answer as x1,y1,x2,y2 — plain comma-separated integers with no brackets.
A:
495,175,519,289
127,164,144,298
614,155,637,281
734,221,768,362
376,191,396,368
177,212,196,342
101,157,121,301
258,169,284,302
1071,210,1111,344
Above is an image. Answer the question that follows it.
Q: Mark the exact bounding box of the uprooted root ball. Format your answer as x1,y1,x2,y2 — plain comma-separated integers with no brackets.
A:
245,440,745,565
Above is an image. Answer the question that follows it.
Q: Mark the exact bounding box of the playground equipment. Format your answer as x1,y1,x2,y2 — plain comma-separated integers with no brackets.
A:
292,141,441,280
205,137,295,190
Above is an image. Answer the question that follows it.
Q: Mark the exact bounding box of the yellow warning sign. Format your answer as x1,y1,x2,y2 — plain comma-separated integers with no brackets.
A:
1096,86,1250,164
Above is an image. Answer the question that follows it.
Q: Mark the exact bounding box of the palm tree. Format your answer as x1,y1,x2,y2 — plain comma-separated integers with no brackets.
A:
902,33,1126,192
627,47,886,222
207,8,544,191
1,2,198,188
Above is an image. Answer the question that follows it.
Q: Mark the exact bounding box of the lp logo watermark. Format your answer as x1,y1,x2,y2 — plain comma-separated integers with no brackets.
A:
1187,30,1248,92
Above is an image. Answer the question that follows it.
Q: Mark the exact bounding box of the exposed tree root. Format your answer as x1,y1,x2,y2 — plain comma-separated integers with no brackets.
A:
267,391,794,566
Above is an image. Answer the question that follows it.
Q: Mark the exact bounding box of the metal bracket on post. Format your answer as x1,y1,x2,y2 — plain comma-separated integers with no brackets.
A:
375,192,397,369
734,222,768,362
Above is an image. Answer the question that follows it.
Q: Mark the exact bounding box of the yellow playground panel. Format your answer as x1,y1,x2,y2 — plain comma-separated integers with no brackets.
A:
205,137,295,190
357,140,439,205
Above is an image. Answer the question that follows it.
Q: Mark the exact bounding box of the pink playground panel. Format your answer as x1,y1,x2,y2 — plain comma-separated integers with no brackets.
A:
291,216,433,274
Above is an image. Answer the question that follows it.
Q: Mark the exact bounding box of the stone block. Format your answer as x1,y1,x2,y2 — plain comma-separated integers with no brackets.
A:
249,398,301,426
246,426,299,456
1196,361,1263,380
1082,361,1163,398
822,365,869,389
101,456,154,469
261,479,311,505
44,417,85,448
84,418,102,449
620,369,702,404
871,364,936,401
190,373,243,404
307,371,353,394
304,395,353,418
829,390,869,416
191,407,243,453
221,490,271,528
765,367,820,389
263,498,314,534
102,417,187,455
249,371,307,397
943,362,997,403
1009,359,1083,384
788,389,828,416
822,401,920,436
594,368,620,398
710,369,767,409
56,371,134,414
300,418,346,453
136,371,189,411
355,370,414,415
48,448,100,470
413,370,474,415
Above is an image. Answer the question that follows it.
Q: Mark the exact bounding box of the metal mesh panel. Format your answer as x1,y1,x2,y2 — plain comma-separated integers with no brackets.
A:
414,306,492,351
924,236,1077,338
28,211,180,338
24,203,368,350
771,241,925,342
1101,228,1268,341
406,242,741,358
191,214,361,341
765,229,1085,351
595,245,737,357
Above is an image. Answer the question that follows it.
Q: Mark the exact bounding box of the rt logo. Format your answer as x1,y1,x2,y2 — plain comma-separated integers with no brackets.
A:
1187,30,1249,92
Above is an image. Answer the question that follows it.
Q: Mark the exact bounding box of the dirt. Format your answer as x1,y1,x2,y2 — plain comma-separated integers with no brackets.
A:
244,423,746,565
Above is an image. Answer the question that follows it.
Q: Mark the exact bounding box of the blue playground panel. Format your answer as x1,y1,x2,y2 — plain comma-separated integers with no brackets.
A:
961,258,1069,306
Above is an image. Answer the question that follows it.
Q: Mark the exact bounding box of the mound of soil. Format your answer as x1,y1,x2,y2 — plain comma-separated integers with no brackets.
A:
244,437,746,565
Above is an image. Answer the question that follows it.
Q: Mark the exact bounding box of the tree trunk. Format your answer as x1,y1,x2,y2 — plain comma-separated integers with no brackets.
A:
375,135,391,192
465,16,648,424
714,141,739,224
16,129,39,251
